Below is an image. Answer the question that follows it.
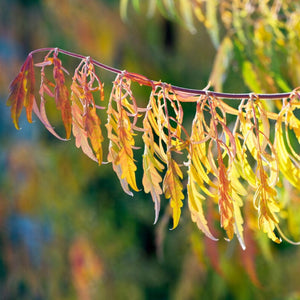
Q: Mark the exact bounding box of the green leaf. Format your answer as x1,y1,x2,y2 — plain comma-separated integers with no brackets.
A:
209,36,233,92
242,61,261,92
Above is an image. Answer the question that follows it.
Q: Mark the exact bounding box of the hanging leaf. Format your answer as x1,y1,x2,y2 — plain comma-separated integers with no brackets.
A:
7,55,35,129
72,101,97,162
71,59,104,164
106,75,139,195
275,105,300,190
142,103,165,223
163,152,184,229
241,99,281,243
52,53,72,139
187,99,217,240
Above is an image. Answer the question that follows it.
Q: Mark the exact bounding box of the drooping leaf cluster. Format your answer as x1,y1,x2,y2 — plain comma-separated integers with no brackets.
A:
7,49,300,250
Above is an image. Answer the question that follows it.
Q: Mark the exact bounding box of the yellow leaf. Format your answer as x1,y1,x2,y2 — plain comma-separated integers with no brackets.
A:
142,111,165,223
142,145,164,224
106,76,139,194
217,152,235,240
187,164,218,241
163,154,184,229
276,111,300,190
287,110,300,143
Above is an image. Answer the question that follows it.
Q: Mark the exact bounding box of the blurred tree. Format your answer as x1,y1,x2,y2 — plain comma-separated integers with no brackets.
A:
1,1,300,300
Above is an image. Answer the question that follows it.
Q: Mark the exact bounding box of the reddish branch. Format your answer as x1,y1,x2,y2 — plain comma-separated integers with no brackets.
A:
30,48,297,101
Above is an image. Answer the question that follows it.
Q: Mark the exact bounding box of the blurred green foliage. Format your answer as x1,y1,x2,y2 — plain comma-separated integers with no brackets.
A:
1,0,300,299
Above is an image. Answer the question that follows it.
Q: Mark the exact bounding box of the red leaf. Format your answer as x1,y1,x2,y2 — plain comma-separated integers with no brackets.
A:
83,106,104,165
53,56,72,139
7,55,35,129
24,55,35,123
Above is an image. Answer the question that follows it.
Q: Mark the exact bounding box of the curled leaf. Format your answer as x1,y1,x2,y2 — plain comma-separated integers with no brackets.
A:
71,59,104,164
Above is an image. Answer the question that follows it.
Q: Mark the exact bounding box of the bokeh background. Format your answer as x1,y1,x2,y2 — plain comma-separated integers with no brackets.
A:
1,1,300,299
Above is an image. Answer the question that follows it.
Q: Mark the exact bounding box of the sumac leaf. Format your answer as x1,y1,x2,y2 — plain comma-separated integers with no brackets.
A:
7,55,35,129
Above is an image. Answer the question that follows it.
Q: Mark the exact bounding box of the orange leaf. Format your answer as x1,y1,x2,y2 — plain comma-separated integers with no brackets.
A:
106,76,139,194
71,60,104,164
84,107,104,165
7,55,35,129
72,102,97,162
53,56,72,139
24,55,35,123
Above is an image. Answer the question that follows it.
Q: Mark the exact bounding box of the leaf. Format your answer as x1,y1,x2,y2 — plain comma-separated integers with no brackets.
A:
254,160,281,243
275,108,300,190
209,36,233,92
7,72,25,130
106,75,139,194
109,140,133,196
205,0,219,48
84,107,104,165
179,0,196,34
242,61,261,92
163,153,184,229
71,59,105,164
287,109,300,143
7,55,35,129
217,148,235,240
53,55,72,139
24,55,35,123
206,97,245,246
142,145,164,223
187,101,218,240
246,100,281,243
72,102,98,162
32,95,67,141
187,166,218,241
34,53,72,140
142,111,164,224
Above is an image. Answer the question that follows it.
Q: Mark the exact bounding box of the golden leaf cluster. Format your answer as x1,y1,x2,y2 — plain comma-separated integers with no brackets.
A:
7,49,300,249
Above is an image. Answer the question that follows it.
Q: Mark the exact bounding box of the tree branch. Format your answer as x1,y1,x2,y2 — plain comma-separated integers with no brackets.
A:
30,48,298,101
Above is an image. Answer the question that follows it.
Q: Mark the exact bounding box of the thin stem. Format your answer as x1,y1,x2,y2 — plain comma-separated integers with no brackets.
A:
30,47,297,101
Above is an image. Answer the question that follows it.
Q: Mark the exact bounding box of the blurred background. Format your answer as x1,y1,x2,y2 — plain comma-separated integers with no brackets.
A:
1,0,300,299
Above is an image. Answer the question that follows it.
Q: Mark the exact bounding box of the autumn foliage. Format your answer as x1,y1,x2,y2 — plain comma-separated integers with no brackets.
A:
7,48,300,250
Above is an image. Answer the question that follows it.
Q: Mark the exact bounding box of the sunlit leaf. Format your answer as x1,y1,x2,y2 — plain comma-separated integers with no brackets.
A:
72,101,98,162
106,75,139,194
163,153,184,229
53,54,72,139
7,55,35,129
142,107,165,223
